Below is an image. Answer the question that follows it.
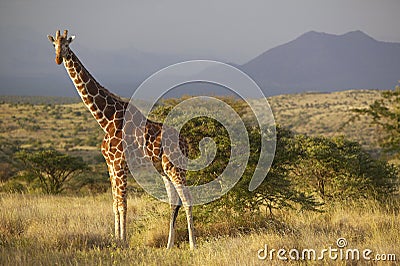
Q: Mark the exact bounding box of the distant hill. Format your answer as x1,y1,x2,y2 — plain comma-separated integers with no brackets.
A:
0,95,80,105
267,89,381,152
241,30,400,96
0,90,382,158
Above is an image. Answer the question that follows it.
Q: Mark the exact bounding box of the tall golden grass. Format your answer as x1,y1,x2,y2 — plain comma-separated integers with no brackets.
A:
0,193,398,265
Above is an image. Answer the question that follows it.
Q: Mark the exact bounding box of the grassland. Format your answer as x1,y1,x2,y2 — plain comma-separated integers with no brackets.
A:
0,100,104,162
0,193,398,265
0,90,398,265
0,89,382,159
268,90,381,150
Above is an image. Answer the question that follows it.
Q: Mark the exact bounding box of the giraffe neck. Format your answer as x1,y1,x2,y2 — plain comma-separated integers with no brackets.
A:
63,48,137,133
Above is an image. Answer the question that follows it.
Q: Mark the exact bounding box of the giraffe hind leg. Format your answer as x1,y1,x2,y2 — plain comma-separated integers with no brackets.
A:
167,203,181,249
161,154,195,249
173,184,196,250
162,176,182,249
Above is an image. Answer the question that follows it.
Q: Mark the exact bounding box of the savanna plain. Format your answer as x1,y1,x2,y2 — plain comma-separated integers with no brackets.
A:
0,90,398,265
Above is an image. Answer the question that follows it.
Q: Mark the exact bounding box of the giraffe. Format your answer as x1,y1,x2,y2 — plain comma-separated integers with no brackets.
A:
47,30,195,249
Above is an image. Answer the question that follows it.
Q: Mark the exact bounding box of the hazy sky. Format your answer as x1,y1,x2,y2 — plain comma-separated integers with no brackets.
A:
1,0,399,64
0,0,399,96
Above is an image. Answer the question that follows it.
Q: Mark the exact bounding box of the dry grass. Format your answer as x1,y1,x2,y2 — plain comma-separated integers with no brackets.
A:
0,193,398,265
0,90,397,264
266,90,382,149
0,90,382,155
0,102,103,156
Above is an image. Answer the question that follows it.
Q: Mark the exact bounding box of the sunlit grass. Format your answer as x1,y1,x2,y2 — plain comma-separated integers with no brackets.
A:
0,90,382,155
0,193,398,265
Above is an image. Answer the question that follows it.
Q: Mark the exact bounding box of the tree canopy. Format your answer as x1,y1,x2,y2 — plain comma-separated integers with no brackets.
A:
15,149,89,194
355,85,400,159
150,99,398,217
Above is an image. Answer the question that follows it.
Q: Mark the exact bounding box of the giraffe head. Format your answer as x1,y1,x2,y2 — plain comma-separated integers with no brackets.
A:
47,30,75,65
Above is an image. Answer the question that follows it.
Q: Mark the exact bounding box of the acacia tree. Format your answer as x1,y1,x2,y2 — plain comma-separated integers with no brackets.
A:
15,149,88,194
355,85,400,158
290,135,398,201
151,101,323,215
151,97,398,219
235,126,322,214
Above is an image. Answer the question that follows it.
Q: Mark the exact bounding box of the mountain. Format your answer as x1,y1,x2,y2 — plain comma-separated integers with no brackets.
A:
1,29,399,97
241,30,400,96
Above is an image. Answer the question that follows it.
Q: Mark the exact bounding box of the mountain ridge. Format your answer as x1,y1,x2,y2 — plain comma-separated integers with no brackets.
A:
1,30,399,97
240,30,400,96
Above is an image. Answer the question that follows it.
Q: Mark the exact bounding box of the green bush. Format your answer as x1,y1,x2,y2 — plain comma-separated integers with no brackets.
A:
1,180,26,193
354,85,400,159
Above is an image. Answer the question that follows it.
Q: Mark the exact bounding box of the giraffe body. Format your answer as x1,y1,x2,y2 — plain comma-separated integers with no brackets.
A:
48,30,195,249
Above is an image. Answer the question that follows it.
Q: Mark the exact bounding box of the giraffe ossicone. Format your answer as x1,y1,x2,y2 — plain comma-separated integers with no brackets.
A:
47,29,195,249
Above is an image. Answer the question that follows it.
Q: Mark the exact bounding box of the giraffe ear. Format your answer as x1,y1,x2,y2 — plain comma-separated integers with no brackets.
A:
47,35,55,43
68,36,75,44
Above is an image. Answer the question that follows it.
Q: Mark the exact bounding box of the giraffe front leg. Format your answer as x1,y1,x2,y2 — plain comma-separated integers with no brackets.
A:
111,175,127,243
106,156,128,243
113,167,128,243
112,191,121,240
102,137,122,242
118,190,127,242
110,173,122,241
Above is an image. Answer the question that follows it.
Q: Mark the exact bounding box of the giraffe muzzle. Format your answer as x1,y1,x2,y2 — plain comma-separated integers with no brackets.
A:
55,56,63,65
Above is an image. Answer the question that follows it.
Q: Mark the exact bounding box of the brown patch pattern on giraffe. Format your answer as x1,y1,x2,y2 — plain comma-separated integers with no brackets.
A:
48,29,195,249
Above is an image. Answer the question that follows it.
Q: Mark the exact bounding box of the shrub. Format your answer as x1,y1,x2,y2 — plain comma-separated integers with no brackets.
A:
1,180,26,193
